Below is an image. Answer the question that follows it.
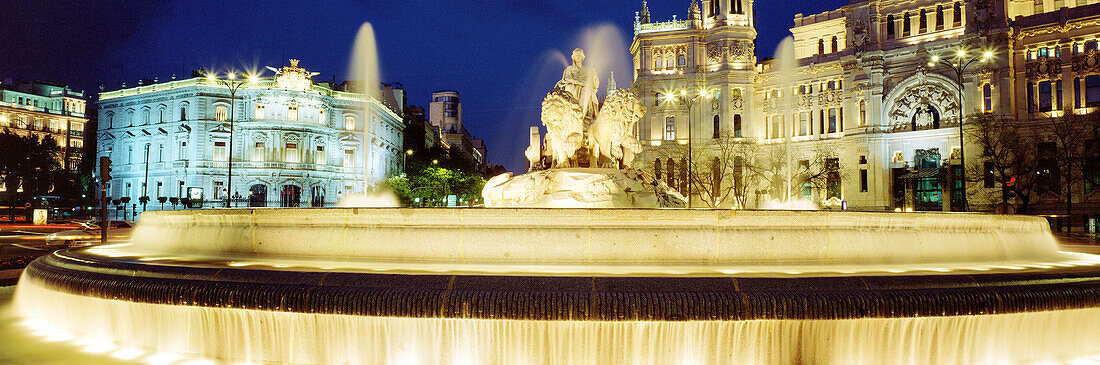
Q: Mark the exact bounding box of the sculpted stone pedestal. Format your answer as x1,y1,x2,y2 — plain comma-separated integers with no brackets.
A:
482,168,686,208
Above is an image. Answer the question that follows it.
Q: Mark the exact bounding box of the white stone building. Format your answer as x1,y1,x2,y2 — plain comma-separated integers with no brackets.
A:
630,0,1031,211
96,60,404,208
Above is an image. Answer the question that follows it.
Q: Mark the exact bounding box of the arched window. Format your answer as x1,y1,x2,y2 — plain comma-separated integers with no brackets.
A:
710,0,720,17
677,54,686,67
126,110,134,126
654,158,663,180
105,113,114,129
180,106,188,121
887,15,896,39
713,114,721,139
919,9,927,33
953,2,962,27
666,159,677,190
859,100,867,126
654,56,662,70
731,0,743,14
903,12,911,36
983,84,993,113
141,109,149,125
818,39,825,55
733,114,742,137
831,36,838,53
936,5,945,30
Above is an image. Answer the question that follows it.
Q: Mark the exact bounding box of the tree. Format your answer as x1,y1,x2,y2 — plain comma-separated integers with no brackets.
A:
967,113,1042,213
659,135,763,208
1043,112,1096,215
747,142,844,205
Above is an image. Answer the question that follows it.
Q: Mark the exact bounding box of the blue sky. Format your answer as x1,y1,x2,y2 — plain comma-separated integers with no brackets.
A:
1,0,847,172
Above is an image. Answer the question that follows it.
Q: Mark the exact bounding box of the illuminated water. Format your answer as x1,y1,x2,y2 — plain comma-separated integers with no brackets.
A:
10,209,1100,364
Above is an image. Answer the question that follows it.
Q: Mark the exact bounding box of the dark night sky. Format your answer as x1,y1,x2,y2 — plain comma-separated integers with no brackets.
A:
0,0,846,172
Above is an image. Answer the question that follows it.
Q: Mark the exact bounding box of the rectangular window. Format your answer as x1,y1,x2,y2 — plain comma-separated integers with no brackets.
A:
253,142,265,162
318,109,326,125
1056,80,1064,110
213,141,227,161
1087,76,1100,107
799,113,809,136
345,116,356,130
288,105,299,121
285,143,300,163
859,100,867,126
983,84,993,113
860,169,868,192
1076,77,1083,108
315,145,326,165
828,109,838,133
214,181,224,200
215,106,227,122
1038,81,1052,112
255,104,265,119
344,149,355,167
664,116,676,140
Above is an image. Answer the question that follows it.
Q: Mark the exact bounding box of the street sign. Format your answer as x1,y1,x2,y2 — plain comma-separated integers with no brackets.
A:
188,187,204,208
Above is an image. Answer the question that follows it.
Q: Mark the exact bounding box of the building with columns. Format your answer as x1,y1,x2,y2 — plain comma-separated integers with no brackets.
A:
96,60,404,208
631,0,1100,212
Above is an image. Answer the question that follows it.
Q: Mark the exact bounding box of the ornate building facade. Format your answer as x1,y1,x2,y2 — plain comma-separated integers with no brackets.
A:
630,0,1100,211
96,60,404,208
0,80,88,171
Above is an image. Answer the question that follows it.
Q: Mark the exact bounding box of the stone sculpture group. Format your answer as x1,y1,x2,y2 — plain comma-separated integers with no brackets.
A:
483,48,685,208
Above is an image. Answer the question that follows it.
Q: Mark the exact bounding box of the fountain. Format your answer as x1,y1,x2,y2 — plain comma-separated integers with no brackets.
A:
7,44,1100,364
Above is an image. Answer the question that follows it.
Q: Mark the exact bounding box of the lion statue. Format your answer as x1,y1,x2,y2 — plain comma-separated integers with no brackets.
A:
541,87,584,168
586,89,646,168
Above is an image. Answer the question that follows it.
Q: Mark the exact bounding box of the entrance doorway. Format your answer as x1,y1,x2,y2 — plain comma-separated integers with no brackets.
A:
281,185,302,207
249,184,267,207
310,186,326,207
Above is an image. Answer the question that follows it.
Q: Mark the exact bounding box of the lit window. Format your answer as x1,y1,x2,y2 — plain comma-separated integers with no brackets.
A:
315,145,326,165
215,106,227,121
1039,81,1052,112
253,142,265,162
664,116,676,140
344,149,355,167
285,142,299,163
654,56,662,70
318,109,326,125
288,105,298,121
255,104,265,119
213,141,228,161
677,54,686,67
345,116,356,130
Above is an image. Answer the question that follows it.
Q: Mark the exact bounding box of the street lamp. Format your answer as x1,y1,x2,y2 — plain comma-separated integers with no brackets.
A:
927,48,994,212
663,87,713,208
404,149,413,175
206,71,263,208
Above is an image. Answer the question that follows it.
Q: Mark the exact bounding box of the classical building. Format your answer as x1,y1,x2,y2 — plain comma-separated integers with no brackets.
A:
629,0,1084,211
0,79,89,172
96,60,404,208
429,90,489,172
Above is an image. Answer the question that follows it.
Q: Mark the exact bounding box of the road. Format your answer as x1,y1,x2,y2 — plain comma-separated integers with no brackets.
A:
0,224,80,286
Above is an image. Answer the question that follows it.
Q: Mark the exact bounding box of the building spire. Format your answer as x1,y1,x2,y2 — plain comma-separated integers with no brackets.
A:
689,0,701,21
640,1,651,24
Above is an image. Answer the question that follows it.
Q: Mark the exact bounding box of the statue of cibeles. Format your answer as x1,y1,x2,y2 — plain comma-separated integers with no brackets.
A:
557,48,601,122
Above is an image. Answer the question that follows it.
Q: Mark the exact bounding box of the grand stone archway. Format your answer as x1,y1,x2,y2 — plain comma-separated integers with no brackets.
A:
882,70,961,132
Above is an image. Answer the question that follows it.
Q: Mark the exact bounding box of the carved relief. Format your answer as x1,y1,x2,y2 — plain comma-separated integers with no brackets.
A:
1026,58,1062,80
887,83,958,132
818,90,843,108
730,95,744,110
850,20,872,54
1072,51,1100,73
706,40,754,63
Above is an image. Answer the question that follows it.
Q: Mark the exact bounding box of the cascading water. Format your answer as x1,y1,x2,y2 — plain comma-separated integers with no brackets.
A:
349,22,382,191
9,208,1100,364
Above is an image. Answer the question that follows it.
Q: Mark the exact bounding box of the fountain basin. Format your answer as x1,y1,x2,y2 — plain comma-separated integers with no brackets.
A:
11,208,1100,364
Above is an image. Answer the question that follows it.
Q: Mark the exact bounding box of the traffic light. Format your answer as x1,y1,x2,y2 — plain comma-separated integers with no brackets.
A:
99,156,112,182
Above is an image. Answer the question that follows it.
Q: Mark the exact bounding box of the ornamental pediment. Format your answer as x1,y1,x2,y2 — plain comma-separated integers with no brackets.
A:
338,132,361,144
101,132,116,140
177,124,192,133
209,124,232,134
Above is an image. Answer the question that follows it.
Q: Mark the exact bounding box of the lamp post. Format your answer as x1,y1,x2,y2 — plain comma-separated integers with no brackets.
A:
927,48,994,212
206,72,261,208
404,149,413,176
664,88,713,208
